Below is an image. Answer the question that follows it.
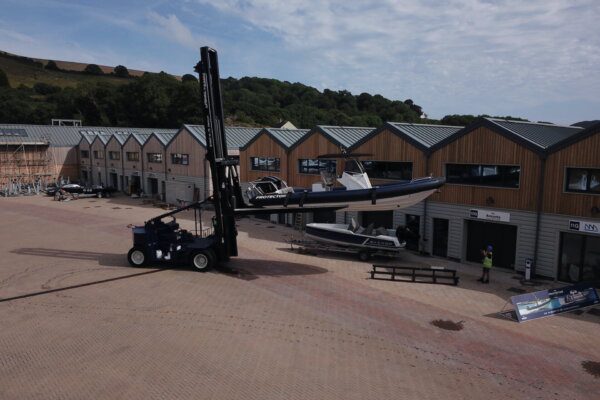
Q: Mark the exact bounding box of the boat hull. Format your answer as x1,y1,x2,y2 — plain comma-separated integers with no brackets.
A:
305,223,402,251
248,177,444,212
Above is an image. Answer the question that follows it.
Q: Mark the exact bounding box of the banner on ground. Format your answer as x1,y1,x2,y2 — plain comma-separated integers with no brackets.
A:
510,283,599,323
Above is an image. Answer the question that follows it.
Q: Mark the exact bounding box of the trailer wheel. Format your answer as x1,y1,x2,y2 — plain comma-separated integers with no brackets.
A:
127,247,147,267
358,251,371,262
191,249,215,272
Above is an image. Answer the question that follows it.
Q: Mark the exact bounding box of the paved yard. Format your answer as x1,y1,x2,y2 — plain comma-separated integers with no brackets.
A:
1,195,599,399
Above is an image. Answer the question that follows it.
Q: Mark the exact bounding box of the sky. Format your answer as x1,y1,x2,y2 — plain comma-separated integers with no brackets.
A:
0,0,599,125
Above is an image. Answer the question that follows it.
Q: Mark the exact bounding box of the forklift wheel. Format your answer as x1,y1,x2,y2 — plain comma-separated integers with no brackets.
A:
358,251,371,262
191,250,215,272
127,247,147,267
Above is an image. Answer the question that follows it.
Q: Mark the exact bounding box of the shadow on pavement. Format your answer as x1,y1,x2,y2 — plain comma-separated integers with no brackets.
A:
11,248,132,268
224,258,328,281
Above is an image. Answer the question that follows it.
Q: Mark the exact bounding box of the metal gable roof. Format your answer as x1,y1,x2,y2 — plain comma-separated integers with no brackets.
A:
386,122,463,148
130,132,152,146
0,124,80,146
486,118,583,150
317,125,374,148
182,124,207,147
225,127,263,149
111,132,130,145
183,125,263,150
547,120,600,153
262,128,309,149
153,132,176,146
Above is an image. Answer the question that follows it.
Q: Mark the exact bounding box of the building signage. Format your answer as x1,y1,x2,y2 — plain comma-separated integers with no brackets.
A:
569,220,600,235
469,208,510,222
511,283,599,323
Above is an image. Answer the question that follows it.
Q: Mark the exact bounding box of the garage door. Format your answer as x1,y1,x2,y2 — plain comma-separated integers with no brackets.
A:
466,220,517,269
166,181,194,205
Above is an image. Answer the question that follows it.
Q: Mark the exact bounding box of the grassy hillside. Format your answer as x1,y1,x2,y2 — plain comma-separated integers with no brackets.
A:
0,51,135,88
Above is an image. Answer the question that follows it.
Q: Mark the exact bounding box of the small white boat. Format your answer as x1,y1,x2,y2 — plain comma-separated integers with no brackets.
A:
305,218,405,251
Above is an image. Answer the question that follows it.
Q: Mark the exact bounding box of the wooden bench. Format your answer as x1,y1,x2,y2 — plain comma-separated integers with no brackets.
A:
370,264,459,286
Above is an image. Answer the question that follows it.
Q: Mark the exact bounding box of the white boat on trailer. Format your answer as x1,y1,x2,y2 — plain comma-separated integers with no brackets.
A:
291,218,405,261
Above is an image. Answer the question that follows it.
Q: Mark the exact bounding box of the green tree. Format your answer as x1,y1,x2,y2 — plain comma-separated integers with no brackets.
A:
84,64,103,75
113,65,129,78
33,82,61,95
181,74,197,83
45,60,60,71
0,68,9,88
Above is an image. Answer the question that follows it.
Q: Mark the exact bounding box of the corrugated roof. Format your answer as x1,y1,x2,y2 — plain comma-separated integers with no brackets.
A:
0,124,177,147
153,132,176,146
317,126,374,148
183,125,207,147
130,132,152,146
487,118,583,149
0,124,81,146
183,125,264,149
387,122,463,148
111,132,130,145
225,127,263,149
263,128,309,149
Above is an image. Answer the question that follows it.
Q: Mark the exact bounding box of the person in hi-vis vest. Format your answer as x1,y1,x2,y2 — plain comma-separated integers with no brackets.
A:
478,245,493,284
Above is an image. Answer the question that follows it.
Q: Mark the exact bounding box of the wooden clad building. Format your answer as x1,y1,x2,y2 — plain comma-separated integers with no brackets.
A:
240,128,309,184
89,135,111,186
538,123,600,283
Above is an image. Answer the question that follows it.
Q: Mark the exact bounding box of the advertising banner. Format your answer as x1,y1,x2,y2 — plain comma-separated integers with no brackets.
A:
511,283,599,323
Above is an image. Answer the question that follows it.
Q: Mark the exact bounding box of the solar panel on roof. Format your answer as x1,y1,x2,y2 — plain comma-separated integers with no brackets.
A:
0,128,27,137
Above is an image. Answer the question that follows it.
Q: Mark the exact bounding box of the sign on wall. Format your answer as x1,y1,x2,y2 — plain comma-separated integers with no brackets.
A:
569,220,600,235
469,208,511,222
511,283,599,322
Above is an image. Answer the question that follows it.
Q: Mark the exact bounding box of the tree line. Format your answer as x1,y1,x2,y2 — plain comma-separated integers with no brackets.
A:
0,56,530,128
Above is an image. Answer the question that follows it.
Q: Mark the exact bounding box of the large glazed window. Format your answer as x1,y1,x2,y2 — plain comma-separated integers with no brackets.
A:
362,161,413,181
565,168,600,194
126,152,139,162
298,159,336,174
445,163,520,188
251,157,280,172
109,151,120,161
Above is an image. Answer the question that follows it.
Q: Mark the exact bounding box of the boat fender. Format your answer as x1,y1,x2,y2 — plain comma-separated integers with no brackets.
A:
299,190,308,207
371,188,377,205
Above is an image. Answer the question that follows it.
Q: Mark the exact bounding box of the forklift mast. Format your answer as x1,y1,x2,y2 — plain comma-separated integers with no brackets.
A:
196,47,240,262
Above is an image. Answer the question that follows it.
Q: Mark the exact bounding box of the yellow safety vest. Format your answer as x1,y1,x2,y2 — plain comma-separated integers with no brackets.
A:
483,253,493,268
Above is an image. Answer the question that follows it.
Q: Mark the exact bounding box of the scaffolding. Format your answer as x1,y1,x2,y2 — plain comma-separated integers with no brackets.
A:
0,139,59,196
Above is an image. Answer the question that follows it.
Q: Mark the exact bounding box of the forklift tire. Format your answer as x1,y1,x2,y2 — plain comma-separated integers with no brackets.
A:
358,251,371,262
127,247,147,267
191,249,215,272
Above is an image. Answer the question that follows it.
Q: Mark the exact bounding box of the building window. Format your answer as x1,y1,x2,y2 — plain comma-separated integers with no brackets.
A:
362,161,413,181
80,150,89,159
109,151,120,161
171,153,189,165
251,157,280,172
126,152,140,162
93,150,104,159
298,159,337,174
565,168,600,194
446,163,520,188
147,153,163,163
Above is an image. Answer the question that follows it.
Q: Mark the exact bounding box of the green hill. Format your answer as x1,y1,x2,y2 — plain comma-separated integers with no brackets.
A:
0,51,134,88
0,50,427,128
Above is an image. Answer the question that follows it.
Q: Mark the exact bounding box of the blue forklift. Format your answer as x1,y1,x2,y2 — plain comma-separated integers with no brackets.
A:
127,47,341,271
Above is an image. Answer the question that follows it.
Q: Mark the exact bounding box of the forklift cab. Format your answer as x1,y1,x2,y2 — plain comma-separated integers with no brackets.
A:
128,204,218,271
